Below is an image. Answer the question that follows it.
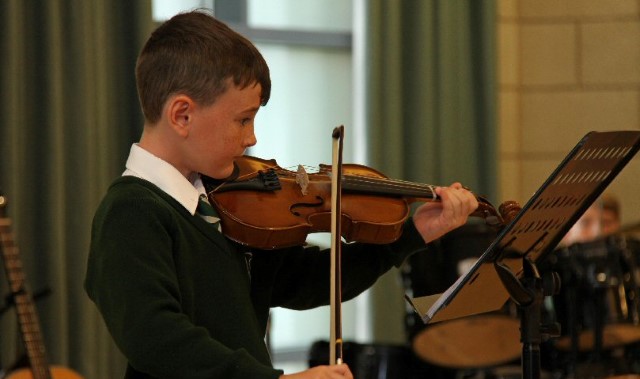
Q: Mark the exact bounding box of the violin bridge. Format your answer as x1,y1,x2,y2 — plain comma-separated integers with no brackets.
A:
296,165,310,195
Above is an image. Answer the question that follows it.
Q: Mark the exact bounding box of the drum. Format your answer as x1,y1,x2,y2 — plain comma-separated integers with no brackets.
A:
549,236,640,353
404,222,524,369
412,306,522,369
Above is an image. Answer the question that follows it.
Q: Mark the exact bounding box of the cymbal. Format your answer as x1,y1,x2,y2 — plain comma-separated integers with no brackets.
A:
555,324,640,351
412,314,521,369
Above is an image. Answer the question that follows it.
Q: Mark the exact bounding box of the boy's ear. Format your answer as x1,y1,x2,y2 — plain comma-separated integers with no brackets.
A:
167,94,194,137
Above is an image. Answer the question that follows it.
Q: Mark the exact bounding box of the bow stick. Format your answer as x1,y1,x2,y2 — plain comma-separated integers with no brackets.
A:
329,125,344,365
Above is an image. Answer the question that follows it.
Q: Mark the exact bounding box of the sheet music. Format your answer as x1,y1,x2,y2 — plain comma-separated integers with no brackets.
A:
422,253,484,321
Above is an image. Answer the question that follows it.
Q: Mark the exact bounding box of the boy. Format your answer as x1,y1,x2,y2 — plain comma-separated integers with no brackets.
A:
85,10,478,379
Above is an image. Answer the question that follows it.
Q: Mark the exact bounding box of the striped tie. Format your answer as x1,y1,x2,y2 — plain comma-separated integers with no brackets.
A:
197,194,221,231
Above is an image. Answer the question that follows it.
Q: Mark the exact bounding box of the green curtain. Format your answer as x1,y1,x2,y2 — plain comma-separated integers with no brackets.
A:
361,0,497,343
0,0,497,373
0,1,152,378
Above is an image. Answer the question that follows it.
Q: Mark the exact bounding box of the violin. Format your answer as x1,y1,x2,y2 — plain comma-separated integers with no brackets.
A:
203,156,520,250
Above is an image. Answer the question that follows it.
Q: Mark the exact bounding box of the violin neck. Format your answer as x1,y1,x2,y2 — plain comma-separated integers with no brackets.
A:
342,175,503,225
342,175,438,201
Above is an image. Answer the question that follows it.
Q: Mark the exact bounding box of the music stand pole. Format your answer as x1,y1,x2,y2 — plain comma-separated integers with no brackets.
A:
496,257,561,379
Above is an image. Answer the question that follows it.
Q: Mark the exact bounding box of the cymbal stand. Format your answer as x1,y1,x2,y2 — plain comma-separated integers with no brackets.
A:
495,256,561,379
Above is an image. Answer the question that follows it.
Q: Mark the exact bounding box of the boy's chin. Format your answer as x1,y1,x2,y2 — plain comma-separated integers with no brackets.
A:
207,165,236,181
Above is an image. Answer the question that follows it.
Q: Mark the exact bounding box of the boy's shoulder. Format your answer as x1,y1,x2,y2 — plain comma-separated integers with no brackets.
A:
108,175,162,196
98,176,178,215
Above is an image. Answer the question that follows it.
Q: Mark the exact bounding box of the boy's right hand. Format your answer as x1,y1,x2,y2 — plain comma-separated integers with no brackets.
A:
279,363,353,379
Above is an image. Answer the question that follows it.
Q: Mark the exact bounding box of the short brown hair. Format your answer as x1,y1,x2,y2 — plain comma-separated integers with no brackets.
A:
135,10,271,123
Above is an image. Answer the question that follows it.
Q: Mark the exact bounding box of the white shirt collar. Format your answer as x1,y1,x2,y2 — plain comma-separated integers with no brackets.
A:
122,144,204,215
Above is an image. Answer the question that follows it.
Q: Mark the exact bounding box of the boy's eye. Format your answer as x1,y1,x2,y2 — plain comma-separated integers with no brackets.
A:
241,118,252,126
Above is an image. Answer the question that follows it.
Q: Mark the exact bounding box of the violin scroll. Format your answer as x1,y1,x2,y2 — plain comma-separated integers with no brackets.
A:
498,200,522,226
470,196,521,230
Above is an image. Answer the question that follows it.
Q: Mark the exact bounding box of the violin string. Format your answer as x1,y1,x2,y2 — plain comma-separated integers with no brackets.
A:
346,181,435,197
344,174,434,189
310,168,437,193
274,165,438,197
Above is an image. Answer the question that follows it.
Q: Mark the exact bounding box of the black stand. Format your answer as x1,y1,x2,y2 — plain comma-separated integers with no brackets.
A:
496,257,561,379
406,131,640,379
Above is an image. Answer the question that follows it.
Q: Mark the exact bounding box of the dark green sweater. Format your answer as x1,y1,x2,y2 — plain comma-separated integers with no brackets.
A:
84,177,428,379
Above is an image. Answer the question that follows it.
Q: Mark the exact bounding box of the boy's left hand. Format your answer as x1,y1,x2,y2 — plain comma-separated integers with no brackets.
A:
412,182,478,243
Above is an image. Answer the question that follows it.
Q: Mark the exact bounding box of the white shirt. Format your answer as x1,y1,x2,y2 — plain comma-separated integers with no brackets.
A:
122,144,216,221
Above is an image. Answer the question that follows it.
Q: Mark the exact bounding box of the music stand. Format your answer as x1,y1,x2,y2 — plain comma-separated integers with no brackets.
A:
406,130,640,379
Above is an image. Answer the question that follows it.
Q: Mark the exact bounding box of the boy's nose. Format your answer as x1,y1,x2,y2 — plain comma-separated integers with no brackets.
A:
245,126,257,148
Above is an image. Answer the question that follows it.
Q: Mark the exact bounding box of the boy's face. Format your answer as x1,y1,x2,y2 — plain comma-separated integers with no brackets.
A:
561,204,603,245
186,82,261,179
601,209,620,235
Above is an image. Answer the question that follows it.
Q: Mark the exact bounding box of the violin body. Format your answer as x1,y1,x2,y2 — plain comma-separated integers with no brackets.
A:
206,156,410,249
